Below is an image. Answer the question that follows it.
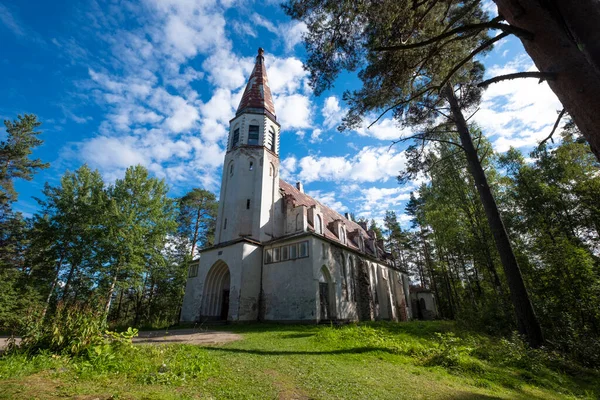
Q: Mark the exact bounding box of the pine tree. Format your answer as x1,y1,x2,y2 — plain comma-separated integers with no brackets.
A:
286,0,544,347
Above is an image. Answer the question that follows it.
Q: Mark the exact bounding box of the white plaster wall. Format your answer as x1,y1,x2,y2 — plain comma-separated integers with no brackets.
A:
262,239,316,321
181,242,247,322
237,242,263,320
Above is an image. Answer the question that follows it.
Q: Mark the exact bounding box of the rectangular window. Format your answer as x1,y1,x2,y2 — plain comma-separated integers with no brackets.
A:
188,263,198,278
299,241,308,258
269,128,276,152
265,249,273,264
232,129,240,147
246,199,250,209
273,247,280,262
282,246,289,261
290,244,297,259
248,125,259,145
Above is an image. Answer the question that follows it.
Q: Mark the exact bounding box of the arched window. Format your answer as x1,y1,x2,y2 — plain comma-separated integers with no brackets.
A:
315,214,322,234
269,126,276,152
229,162,234,176
341,255,348,301
339,226,346,244
249,161,254,170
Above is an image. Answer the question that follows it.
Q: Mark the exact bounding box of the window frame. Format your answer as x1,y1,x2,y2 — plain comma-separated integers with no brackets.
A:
232,128,240,148
248,125,259,145
269,127,276,152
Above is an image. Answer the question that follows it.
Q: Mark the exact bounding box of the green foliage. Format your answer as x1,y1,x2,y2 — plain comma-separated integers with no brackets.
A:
0,114,49,205
13,302,137,357
1,322,598,399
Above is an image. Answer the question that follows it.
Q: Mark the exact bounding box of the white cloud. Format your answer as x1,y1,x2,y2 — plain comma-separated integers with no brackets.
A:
0,4,24,36
280,21,307,51
68,0,316,192
354,117,412,141
276,93,312,129
310,129,322,143
306,190,348,212
475,54,562,152
322,96,343,130
81,136,148,171
251,13,307,52
296,146,407,183
358,186,411,214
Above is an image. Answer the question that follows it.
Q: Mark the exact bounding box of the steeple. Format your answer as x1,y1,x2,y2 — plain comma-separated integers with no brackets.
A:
236,48,276,121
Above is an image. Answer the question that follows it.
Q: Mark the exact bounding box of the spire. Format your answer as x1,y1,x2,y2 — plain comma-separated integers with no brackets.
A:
236,48,276,120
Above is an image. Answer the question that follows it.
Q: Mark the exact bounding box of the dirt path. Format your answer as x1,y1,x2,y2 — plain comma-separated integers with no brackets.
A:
134,328,242,345
0,329,242,352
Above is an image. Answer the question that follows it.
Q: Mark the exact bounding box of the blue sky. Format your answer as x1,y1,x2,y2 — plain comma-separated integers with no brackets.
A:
1,0,561,226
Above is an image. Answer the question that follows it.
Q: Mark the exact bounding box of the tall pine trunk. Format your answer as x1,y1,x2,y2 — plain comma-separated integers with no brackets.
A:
493,0,600,160
443,84,544,347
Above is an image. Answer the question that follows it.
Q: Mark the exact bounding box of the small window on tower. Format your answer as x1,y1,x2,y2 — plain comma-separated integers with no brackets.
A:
246,199,251,209
248,125,259,145
249,161,254,170
269,127,276,152
229,163,234,176
224,218,227,230
232,129,240,148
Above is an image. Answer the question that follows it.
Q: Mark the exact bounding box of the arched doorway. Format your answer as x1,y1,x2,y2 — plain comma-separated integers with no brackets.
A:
318,266,335,321
201,260,230,320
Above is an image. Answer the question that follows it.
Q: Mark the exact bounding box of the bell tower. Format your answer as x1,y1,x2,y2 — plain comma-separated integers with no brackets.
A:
215,48,281,244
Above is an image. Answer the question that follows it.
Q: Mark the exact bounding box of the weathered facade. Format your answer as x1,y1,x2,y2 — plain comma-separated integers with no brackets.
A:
181,48,412,323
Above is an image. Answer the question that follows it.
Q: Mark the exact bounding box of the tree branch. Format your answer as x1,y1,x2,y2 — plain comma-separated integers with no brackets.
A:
393,133,466,151
375,17,503,52
465,107,480,122
539,108,566,147
438,31,510,91
367,86,438,128
478,72,557,88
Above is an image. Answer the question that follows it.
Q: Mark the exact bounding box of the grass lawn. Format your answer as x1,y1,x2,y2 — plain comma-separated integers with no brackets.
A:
0,321,598,399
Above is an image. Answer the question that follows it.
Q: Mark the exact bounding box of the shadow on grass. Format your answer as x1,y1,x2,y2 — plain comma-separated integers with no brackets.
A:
445,393,502,400
204,346,395,356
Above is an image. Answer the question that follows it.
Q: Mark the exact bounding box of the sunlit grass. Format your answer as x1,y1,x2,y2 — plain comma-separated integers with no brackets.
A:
1,321,598,399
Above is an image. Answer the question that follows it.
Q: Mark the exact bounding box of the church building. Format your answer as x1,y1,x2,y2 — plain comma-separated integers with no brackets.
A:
181,48,412,323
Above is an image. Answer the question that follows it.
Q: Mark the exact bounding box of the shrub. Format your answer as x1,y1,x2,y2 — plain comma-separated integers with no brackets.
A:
11,302,138,359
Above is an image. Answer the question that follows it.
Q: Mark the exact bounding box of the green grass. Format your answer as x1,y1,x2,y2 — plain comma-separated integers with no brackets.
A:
1,321,598,399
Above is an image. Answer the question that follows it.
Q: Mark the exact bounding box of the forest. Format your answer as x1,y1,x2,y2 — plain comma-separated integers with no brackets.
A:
0,0,599,397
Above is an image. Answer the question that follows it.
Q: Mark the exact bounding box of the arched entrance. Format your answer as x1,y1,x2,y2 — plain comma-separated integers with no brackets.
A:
318,266,335,321
201,260,230,320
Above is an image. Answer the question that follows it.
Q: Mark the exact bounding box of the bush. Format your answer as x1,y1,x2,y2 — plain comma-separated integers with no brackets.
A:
10,302,138,358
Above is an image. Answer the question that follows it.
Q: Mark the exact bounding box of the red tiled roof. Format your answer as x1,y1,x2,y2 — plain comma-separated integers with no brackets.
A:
279,179,385,259
236,48,276,119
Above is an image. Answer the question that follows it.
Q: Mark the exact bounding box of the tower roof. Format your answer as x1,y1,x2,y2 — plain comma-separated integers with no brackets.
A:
236,48,276,120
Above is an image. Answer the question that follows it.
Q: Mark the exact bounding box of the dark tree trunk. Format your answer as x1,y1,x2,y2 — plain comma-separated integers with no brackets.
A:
443,84,544,347
493,0,600,160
